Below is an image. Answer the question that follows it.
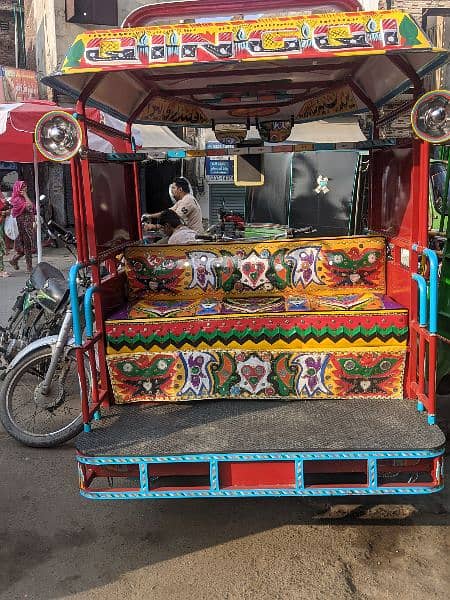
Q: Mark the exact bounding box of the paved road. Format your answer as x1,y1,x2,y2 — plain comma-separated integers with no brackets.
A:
0,249,449,600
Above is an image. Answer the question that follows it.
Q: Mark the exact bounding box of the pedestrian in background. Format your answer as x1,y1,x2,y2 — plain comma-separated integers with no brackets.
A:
9,181,36,274
0,189,11,278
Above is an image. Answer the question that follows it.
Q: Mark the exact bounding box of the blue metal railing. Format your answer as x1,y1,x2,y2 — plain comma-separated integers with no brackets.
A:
423,247,438,334
83,285,100,339
412,246,439,333
412,273,428,326
68,263,84,346
411,246,439,424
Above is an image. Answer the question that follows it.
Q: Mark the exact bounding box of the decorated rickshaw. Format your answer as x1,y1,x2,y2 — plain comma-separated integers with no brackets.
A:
35,0,449,499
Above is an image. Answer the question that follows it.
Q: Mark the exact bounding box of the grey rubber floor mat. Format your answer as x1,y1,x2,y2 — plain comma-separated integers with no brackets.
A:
76,399,446,456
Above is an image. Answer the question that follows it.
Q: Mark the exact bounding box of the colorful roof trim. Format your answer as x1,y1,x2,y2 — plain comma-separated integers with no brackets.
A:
61,11,431,73
42,11,449,126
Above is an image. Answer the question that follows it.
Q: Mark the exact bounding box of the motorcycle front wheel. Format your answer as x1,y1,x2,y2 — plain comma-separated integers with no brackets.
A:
0,346,91,447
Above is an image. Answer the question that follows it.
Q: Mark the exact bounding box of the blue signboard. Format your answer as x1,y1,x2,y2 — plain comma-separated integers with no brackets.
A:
0,162,16,170
205,141,234,182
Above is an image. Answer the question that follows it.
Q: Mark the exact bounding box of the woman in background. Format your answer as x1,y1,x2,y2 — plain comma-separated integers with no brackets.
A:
0,189,10,278
9,181,36,274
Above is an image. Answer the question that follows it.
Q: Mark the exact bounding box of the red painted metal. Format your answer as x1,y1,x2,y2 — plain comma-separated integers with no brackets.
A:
62,3,443,490
125,122,143,240
69,158,87,263
418,141,430,248
123,0,363,28
405,141,431,404
408,319,438,417
220,462,296,488
369,146,414,309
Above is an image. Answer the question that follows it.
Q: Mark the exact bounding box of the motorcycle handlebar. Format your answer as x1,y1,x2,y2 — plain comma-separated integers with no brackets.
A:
46,220,76,246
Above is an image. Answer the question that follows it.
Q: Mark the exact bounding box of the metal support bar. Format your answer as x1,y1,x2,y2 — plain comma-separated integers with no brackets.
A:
84,285,100,339
295,458,304,491
388,55,424,96
40,309,73,394
140,463,149,493
423,248,439,334
413,246,439,334
69,263,84,346
347,80,379,136
376,98,416,127
412,274,428,326
368,459,377,490
210,460,219,492
76,115,131,140
77,449,445,500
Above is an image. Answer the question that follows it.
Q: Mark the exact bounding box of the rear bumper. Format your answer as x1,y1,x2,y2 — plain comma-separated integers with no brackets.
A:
77,449,444,500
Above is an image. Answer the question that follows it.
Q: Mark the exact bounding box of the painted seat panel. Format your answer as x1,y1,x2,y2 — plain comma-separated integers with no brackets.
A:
106,237,408,404
124,236,387,301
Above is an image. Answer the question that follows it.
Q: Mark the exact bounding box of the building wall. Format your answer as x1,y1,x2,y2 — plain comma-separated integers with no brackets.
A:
378,1,450,20
22,1,167,225
377,1,449,138
24,0,171,94
0,1,17,67
377,0,449,88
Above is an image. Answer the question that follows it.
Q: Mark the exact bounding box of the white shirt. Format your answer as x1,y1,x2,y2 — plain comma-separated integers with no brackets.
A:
168,225,197,245
171,193,204,234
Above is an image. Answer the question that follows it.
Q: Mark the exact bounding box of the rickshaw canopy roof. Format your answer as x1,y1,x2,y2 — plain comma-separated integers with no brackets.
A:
43,10,449,126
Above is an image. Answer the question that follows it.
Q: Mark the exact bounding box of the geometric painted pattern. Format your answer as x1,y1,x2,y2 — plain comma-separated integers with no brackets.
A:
106,311,409,353
121,292,402,321
63,12,429,76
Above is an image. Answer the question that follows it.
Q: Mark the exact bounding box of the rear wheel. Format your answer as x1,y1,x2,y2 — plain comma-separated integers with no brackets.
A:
0,345,90,447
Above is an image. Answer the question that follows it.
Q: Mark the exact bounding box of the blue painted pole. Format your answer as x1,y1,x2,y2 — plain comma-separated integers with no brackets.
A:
69,263,84,346
412,273,428,327
83,285,99,339
423,248,438,334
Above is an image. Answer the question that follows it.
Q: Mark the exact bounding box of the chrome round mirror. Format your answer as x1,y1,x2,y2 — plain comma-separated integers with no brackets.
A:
411,90,450,144
35,111,82,161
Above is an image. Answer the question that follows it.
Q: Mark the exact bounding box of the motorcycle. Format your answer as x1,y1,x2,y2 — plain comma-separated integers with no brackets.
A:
0,220,77,375
0,221,92,448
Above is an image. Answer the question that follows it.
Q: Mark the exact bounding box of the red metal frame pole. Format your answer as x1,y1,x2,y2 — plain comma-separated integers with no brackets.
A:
418,140,430,248
74,77,113,413
125,122,143,239
70,157,87,263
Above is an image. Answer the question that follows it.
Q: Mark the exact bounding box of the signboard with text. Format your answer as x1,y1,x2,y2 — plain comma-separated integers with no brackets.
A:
0,68,39,102
205,141,234,182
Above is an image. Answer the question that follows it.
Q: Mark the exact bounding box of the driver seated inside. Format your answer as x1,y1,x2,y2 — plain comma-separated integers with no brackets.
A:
157,209,197,245
142,177,204,235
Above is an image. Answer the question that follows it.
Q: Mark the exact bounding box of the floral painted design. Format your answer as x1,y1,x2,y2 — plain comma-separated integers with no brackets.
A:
286,247,322,288
179,352,215,396
292,354,331,397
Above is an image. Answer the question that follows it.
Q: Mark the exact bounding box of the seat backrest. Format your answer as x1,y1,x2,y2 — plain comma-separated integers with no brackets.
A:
124,236,387,301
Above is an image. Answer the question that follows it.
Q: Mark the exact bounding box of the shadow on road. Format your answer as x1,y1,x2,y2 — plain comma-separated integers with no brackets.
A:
1,426,449,599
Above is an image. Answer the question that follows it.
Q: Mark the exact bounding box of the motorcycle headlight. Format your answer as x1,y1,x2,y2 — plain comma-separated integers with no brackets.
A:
34,111,82,162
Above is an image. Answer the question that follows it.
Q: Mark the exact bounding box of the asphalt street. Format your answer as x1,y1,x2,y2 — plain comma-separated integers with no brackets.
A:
0,248,449,600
